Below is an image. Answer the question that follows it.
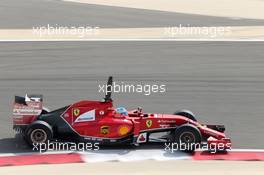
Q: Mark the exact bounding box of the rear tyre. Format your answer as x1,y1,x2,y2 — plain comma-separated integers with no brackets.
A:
174,110,197,122
174,124,201,153
25,121,53,149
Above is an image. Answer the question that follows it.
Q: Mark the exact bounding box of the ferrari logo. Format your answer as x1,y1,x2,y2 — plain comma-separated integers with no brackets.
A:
100,126,109,135
146,120,152,128
73,108,80,116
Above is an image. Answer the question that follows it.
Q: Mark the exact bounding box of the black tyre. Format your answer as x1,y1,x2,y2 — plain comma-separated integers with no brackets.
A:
25,121,53,148
174,124,201,152
174,110,197,122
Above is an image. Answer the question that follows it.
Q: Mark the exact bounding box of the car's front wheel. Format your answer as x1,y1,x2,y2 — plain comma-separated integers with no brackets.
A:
174,110,197,122
173,124,201,153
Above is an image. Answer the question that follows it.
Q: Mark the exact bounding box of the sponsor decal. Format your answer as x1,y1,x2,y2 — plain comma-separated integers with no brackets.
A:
13,103,42,115
159,124,170,128
157,120,176,123
118,125,130,136
74,109,95,122
63,113,69,118
73,108,80,117
137,133,147,143
100,126,109,135
13,108,42,115
99,110,105,116
146,120,152,128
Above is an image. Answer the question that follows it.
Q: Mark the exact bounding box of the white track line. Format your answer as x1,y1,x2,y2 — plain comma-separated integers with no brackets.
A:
1,39,264,42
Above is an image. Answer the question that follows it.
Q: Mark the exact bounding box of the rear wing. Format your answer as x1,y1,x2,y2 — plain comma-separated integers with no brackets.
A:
13,94,43,116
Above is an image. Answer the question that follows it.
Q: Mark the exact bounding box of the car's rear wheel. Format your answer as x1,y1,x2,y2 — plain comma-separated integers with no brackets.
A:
174,124,201,153
30,129,47,143
25,121,53,148
174,110,197,122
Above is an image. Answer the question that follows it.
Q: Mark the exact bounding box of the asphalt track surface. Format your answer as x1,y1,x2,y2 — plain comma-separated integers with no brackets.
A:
1,0,264,29
0,41,264,153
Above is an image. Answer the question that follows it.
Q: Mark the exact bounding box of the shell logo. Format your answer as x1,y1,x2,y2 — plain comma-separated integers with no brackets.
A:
118,125,130,136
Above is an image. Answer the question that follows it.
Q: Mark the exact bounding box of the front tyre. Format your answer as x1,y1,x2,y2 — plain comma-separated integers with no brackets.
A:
25,121,53,149
174,124,201,153
174,110,197,122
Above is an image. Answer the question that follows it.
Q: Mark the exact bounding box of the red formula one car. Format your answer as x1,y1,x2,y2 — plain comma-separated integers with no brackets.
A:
13,77,231,152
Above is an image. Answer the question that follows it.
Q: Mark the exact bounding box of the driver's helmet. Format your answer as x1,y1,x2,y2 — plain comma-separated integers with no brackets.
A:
116,106,128,116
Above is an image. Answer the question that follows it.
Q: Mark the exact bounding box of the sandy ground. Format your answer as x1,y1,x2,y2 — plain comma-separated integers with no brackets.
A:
2,0,264,29
64,0,264,20
0,160,264,175
0,26,264,40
